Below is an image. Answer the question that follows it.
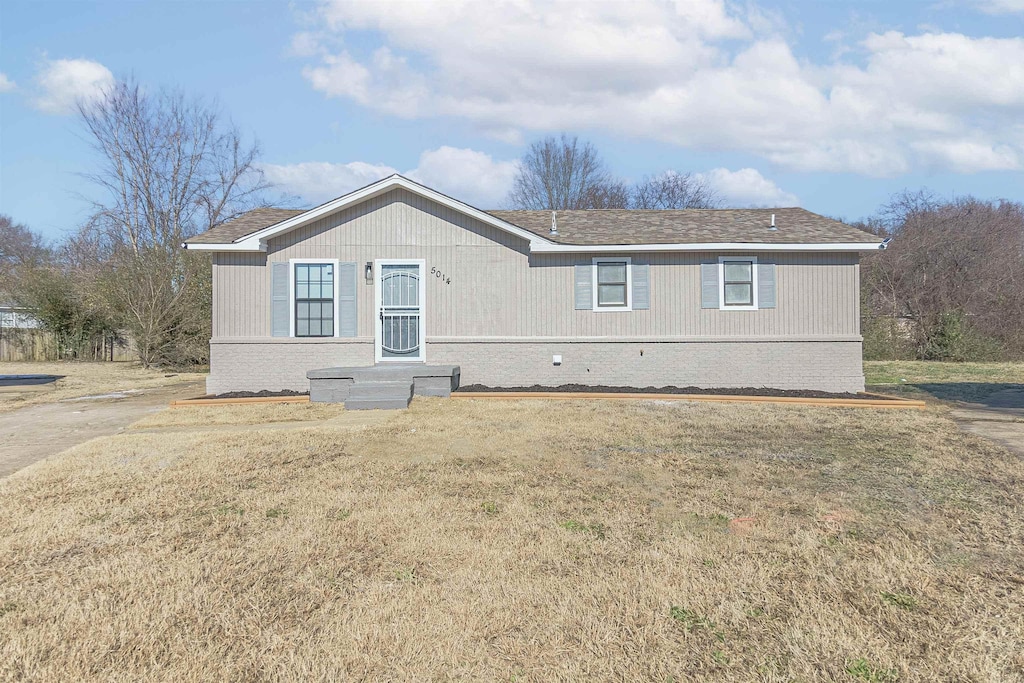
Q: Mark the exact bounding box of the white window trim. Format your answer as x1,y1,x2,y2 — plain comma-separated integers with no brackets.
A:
289,258,340,338
374,258,427,363
592,256,632,312
718,255,758,311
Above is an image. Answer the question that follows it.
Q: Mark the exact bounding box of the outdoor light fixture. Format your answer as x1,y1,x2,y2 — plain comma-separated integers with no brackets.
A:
365,261,373,283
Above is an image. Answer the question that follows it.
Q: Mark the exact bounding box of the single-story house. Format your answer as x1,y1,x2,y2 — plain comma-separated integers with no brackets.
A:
184,174,884,400
0,304,41,330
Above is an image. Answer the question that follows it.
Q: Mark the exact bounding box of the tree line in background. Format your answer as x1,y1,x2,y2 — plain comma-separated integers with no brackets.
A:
1,78,270,367
857,191,1024,361
1,82,1021,366
507,134,720,210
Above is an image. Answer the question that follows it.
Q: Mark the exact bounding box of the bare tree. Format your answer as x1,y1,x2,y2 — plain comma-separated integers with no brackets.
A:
507,135,722,212
0,215,50,299
583,179,632,209
75,78,270,366
876,188,941,235
507,134,627,209
631,171,720,209
862,190,1024,360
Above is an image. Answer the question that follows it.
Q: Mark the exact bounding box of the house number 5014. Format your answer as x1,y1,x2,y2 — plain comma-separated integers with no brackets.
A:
430,266,451,285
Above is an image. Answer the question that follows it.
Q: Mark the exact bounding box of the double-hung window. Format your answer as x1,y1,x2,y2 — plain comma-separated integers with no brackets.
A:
719,257,757,310
593,257,632,310
294,262,335,337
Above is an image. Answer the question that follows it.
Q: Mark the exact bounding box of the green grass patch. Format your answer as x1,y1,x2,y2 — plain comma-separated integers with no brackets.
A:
559,520,608,539
880,591,917,610
846,658,899,682
669,606,715,632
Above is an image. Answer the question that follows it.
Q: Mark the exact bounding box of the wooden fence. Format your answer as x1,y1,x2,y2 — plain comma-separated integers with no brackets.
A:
0,328,137,362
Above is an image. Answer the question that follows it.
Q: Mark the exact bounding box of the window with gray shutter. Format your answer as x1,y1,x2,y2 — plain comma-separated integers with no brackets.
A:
574,264,592,310
338,262,358,337
271,261,290,337
757,262,776,309
700,263,718,309
632,263,650,310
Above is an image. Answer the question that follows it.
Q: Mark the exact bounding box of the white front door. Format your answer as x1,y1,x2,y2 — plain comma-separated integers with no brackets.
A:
375,259,426,363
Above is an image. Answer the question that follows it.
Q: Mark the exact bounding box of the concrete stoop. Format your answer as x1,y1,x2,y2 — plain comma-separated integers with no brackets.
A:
345,380,414,410
306,365,460,410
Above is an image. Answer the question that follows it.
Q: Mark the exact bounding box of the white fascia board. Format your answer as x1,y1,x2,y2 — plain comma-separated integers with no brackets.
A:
182,241,266,252
234,175,550,249
529,241,885,253
186,238,883,254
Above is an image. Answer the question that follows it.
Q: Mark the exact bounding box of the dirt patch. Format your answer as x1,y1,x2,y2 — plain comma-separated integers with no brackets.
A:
456,383,894,400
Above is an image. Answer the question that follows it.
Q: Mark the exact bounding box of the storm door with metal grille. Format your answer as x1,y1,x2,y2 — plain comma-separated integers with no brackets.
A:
376,261,425,362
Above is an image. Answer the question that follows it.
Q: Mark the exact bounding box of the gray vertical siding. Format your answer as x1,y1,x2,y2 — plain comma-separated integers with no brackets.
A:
211,189,861,340
212,251,268,338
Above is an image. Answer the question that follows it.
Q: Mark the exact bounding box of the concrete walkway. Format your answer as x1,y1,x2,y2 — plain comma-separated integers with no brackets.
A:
950,387,1024,457
0,381,204,478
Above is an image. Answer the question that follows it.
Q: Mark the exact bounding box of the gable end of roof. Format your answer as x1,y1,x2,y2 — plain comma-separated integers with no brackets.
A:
184,174,547,251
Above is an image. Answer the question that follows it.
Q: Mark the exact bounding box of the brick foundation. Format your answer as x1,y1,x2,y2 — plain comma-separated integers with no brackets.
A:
207,337,865,395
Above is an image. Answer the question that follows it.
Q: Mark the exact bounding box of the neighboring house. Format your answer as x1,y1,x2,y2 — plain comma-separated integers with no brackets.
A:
0,304,41,330
184,175,884,396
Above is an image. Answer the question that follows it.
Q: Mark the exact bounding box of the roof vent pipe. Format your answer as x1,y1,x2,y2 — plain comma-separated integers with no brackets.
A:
550,211,558,235
769,213,777,231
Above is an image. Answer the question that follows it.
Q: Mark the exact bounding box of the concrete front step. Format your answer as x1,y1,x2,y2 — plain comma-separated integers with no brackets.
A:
308,364,461,408
344,380,413,410
308,364,459,384
345,396,412,411
347,380,413,400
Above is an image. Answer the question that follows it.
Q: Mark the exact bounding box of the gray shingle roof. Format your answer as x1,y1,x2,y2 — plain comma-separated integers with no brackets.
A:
185,208,305,244
185,205,878,247
488,208,877,245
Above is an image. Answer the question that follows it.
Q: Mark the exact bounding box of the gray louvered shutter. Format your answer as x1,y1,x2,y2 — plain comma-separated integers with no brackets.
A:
574,264,592,310
757,262,776,309
271,261,290,337
632,263,650,310
700,263,719,309
338,262,358,337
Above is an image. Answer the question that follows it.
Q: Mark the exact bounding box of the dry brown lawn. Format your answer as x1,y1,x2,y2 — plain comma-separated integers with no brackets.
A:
130,401,343,429
865,360,1024,403
1,398,1022,681
0,361,206,414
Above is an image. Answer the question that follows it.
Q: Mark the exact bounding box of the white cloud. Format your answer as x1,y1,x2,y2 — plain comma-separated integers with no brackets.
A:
296,0,1024,176
405,147,517,207
697,168,799,207
0,73,15,93
260,147,516,207
972,0,1024,13
289,31,323,58
911,139,1020,172
261,160,399,203
34,58,114,115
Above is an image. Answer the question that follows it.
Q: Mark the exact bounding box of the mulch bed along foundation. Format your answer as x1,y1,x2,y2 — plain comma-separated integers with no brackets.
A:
456,384,898,401
209,390,309,399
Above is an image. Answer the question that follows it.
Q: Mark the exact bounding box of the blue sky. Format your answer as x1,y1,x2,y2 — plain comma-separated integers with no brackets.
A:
1,0,1023,240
